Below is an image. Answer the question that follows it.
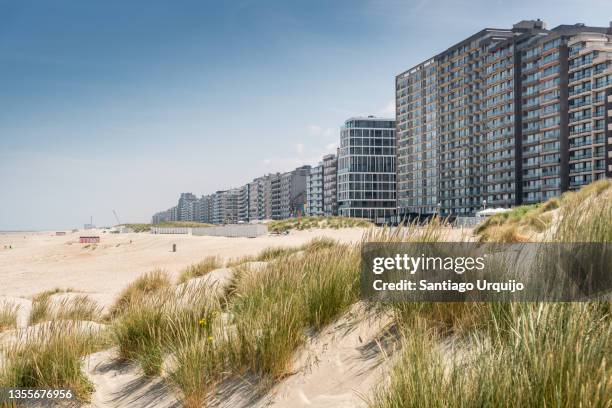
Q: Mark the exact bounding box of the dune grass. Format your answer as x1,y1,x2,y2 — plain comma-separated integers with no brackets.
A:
178,256,222,284
225,244,360,380
371,179,612,408
0,301,19,332
475,198,560,242
168,334,225,408
255,246,299,261
28,288,75,325
268,216,372,233
0,321,108,401
371,302,611,408
112,282,220,376
108,269,171,318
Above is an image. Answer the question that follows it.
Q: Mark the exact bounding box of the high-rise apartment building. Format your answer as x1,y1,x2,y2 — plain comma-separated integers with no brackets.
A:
177,192,198,221
151,206,177,224
211,189,241,224
270,173,282,220
567,31,612,189
322,153,338,216
337,116,397,222
280,165,310,219
396,20,612,218
306,163,324,216
248,174,276,221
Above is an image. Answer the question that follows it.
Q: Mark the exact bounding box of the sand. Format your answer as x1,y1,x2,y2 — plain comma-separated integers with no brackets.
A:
0,228,366,307
0,226,471,407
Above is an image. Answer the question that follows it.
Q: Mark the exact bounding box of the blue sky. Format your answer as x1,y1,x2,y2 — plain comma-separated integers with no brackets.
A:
0,0,609,230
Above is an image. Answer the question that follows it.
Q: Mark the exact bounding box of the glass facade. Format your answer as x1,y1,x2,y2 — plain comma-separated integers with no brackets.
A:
337,117,396,221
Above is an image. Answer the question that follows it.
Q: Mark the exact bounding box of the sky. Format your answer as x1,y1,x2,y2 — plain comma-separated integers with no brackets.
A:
0,0,610,230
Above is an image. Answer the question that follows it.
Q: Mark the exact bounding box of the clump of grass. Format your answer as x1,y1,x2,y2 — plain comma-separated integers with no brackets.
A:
108,269,171,318
226,245,360,380
112,282,219,376
0,321,108,401
225,255,256,268
475,200,559,242
300,237,338,253
178,256,222,284
52,296,102,322
29,288,73,325
0,301,20,332
169,332,225,407
372,303,611,408
555,180,612,242
255,246,298,261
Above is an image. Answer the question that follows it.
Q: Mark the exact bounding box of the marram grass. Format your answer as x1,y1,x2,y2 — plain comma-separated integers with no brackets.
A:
0,301,19,332
371,179,612,408
0,321,109,401
178,256,222,284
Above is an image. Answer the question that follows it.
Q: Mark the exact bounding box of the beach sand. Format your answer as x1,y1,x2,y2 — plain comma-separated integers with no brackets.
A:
0,226,472,407
0,228,365,307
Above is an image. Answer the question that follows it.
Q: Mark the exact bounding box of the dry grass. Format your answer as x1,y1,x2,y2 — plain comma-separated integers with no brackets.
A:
0,301,19,332
371,180,612,408
28,288,76,325
0,321,108,401
178,256,222,284
108,269,171,318
112,282,220,376
255,246,299,261
475,199,560,242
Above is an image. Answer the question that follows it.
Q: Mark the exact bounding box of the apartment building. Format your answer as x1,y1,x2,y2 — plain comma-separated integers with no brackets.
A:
177,192,198,221
567,31,612,188
306,163,324,216
322,153,338,216
211,189,241,224
270,173,282,220
396,58,439,216
280,165,310,219
337,116,397,222
396,20,612,218
151,206,177,224
248,174,276,221
196,195,213,223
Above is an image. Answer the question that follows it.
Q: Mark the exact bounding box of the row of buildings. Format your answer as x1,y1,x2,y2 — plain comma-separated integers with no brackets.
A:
154,19,612,224
152,116,399,225
152,165,310,225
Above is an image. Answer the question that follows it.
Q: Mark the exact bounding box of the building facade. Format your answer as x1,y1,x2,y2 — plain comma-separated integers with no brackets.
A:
396,20,612,218
322,153,338,216
306,163,324,216
177,193,198,221
279,165,310,219
337,116,397,222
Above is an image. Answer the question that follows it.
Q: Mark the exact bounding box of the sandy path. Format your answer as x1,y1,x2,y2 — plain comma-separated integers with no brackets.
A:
0,228,366,305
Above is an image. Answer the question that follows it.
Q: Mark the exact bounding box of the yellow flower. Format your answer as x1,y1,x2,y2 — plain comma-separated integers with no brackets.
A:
208,336,213,341
198,318,206,327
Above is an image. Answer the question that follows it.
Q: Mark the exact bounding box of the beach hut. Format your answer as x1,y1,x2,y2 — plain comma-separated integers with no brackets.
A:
79,236,100,244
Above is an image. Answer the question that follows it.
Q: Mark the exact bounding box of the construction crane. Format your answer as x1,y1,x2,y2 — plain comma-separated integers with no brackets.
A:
112,210,121,226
